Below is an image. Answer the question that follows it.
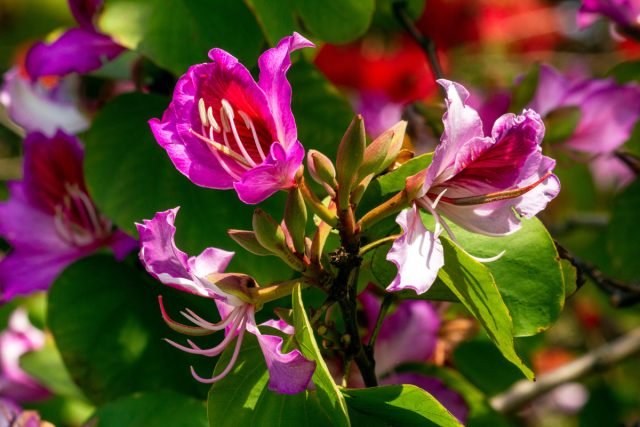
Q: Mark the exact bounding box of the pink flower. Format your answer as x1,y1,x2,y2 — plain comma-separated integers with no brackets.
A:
0,309,50,402
136,208,315,393
149,33,314,204
388,80,559,294
577,0,640,31
0,131,137,302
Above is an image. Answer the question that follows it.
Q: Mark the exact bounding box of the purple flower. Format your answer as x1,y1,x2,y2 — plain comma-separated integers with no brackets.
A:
577,0,640,31
355,291,468,423
0,398,49,427
149,33,314,204
136,208,315,393
387,80,559,294
25,0,124,78
0,309,49,403
0,68,89,136
0,131,137,302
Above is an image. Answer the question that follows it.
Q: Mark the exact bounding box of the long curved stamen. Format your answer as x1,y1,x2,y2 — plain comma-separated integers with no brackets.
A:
207,106,220,133
158,296,216,336
189,319,247,384
238,110,267,161
221,99,257,167
198,98,208,127
431,188,448,209
188,129,251,169
71,185,110,238
435,171,554,206
181,305,244,331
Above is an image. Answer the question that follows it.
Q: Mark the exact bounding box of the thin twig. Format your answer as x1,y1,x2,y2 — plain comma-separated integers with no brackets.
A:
393,0,444,82
359,234,402,257
367,294,394,349
490,327,640,414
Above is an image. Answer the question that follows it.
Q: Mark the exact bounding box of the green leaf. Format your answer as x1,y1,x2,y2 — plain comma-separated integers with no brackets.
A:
377,153,433,196
509,64,539,112
83,93,288,284
372,0,426,30
207,333,334,427
543,106,581,144
293,284,351,427
560,258,579,298
100,0,264,75
290,59,354,159
88,391,207,427
245,0,298,46
48,255,214,404
607,179,640,281
437,238,534,380
343,385,462,427
432,218,564,337
295,0,375,43
607,60,640,84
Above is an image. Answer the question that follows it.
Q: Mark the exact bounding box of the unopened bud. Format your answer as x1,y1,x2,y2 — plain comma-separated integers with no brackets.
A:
284,187,307,254
307,150,337,191
336,115,366,209
405,169,427,202
358,120,407,181
252,209,305,271
227,229,272,256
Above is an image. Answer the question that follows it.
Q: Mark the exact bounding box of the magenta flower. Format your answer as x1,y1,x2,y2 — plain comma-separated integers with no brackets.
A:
0,131,137,302
387,80,559,294
0,68,89,136
577,0,640,31
0,309,49,403
25,0,124,78
136,208,315,393
149,33,314,204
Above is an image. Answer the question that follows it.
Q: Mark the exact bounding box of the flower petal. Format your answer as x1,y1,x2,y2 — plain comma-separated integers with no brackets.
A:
257,32,314,147
69,0,103,30
25,28,124,78
109,230,139,261
246,309,315,394
386,206,444,295
0,68,89,136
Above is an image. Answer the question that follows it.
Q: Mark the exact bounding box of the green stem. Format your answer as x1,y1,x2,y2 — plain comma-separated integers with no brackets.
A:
298,176,339,227
367,294,394,348
358,190,408,231
359,234,402,257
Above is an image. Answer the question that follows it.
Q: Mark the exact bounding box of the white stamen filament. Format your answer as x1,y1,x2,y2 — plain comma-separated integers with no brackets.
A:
181,306,244,331
238,110,267,161
198,98,208,127
222,102,257,166
207,106,220,133
431,188,448,210
189,319,247,384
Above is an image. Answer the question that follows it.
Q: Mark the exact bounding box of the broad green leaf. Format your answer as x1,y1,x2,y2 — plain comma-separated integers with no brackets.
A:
343,385,462,427
372,0,426,30
295,0,375,43
430,217,564,336
377,153,434,196
560,258,579,298
48,255,215,403
207,333,334,427
437,238,534,379
83,93,288,284
509,64,539,112
290,59,354,159
453,339,525,396
543,106,581,144
607,60,640,84
245,0,298,46
100,0,264,75
88,391,207,427
402,364,511,427
607,179,640,281
293,284,351,427
21,341,85,399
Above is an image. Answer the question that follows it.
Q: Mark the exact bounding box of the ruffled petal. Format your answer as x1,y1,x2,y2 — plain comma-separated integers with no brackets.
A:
257,32,314,147
25,28,124,78
386,207,444,295
246,309,315,394
0,68,88,136
233,140,303,204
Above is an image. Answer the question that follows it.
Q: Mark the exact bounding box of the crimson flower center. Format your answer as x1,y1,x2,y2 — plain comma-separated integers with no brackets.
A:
53,183,112,246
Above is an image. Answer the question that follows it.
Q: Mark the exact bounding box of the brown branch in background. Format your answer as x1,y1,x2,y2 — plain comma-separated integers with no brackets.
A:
556,241,640,307
490,327,640,414
614,150,640,175
393,1,444,82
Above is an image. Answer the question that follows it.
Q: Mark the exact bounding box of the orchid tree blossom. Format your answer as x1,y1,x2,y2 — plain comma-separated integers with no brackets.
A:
136,208,315,393
577,0,640,33
387,79,559,294
25,0,125,78
0,66,89,136
0,309,50,403
0,131,137,302
149,33,314,204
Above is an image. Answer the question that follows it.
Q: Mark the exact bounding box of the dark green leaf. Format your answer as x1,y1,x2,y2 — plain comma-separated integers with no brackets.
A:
607,179,640,281
343,385,462,427
295,0,375,43
509,64,539,112
543,106,581,144
245,0,298,46
607,60,640,84
100,0,264,75
88,391,207,427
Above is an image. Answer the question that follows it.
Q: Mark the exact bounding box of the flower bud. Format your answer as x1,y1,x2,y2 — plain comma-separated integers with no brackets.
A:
405,169,427,202
307,150,337,194
358,120,407,182
284,187,307,254
252,208,306,271
227,229,273,256
336,115,366,209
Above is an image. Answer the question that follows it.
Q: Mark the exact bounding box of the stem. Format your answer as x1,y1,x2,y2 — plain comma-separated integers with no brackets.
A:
490,326,640,414
367,294,394,349
359,234,402,257
310,298,335,326
298,176,339,227
358,190,408,231
393,0,444,82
